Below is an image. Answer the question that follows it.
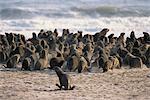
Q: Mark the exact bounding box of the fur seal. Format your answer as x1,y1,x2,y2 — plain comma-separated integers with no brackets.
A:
0,51,8,63
34,49,49,70
4,54,20,68
66,55,79,71
49,57,64,69
53,66,75,90
125,53,143,68
22,57,32,70
109,56,121,69
78,56,90,73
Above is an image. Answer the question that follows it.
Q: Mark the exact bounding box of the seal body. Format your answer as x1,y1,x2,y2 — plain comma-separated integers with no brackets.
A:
5,54,20,68
54,66,75,90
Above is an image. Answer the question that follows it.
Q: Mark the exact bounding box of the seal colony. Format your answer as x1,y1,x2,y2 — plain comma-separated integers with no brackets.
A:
0,28,150,90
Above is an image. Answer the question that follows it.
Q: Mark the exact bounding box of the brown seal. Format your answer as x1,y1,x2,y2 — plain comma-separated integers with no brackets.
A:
54,66,75,90
4,54,20,68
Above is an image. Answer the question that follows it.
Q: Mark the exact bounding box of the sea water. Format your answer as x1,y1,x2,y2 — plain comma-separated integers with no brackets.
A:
0,0,150,38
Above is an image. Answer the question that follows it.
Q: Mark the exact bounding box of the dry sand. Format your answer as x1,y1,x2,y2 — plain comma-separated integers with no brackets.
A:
0,65,150,100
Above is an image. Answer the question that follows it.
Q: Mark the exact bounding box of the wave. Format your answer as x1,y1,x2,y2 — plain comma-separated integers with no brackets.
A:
1,17,150,39
1,1,150,20
0,7,76,20
0,8,36,20
72,5,150,17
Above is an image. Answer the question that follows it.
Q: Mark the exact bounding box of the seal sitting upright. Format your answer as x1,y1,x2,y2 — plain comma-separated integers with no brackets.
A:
53,66,75,90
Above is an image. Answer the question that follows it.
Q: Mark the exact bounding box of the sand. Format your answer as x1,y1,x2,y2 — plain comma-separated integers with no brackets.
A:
0,66,150,100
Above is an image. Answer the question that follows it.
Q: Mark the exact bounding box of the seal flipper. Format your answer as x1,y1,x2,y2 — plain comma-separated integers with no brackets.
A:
56,83,62,90
2,65,7,68
69,85,75,90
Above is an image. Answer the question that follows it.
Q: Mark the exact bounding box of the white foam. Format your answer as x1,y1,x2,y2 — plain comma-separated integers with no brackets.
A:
0,17,150,39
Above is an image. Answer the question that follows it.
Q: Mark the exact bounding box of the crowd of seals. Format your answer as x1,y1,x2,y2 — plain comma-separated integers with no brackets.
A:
0,28,150,90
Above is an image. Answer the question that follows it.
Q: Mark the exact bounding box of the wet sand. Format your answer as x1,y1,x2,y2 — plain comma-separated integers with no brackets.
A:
0,66,150,100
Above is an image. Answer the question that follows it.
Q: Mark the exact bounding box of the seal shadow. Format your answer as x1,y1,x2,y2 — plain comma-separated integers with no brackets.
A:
33,88,61,92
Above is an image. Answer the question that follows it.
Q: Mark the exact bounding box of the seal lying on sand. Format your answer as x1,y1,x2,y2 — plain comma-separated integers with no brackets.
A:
53,66,75,90
4,54,20,68
124,53,143,68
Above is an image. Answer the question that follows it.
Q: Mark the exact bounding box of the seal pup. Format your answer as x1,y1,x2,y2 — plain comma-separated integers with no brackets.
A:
53,66,75,90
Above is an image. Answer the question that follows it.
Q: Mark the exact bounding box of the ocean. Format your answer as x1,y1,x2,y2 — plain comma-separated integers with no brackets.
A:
0,0,150,38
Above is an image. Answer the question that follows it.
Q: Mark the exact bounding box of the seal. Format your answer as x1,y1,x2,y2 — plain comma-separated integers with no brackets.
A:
125,53,143,68
22,57,32,70
4,54,20,68
34,49,49,70
53,66,75,90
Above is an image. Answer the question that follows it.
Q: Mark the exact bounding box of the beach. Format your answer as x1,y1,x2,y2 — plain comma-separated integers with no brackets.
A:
0,66,150,100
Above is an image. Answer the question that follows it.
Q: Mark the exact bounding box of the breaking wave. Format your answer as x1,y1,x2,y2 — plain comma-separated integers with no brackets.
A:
0,8,36,20
72,5,150,17
0,0,150,38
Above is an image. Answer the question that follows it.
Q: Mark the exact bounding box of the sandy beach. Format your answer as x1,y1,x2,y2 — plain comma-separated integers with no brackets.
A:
0,65,150,100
